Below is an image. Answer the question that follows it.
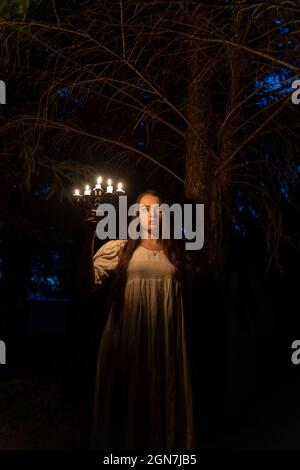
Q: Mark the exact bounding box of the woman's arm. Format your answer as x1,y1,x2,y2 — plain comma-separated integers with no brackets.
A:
78,210,127,293
78,211,97,294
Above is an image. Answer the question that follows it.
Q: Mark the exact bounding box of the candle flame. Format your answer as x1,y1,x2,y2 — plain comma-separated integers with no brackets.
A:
117,182,123,190
107,178,112,185
74,189,80,196
97,176,102,184
85,184,90,190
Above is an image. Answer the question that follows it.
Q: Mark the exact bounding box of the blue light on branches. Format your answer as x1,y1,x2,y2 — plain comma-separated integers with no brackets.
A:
34,185,50,199
57,87,71,98
254,68,293,107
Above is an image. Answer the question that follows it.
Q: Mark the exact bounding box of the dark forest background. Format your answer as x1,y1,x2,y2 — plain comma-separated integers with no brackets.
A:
0,0,300,449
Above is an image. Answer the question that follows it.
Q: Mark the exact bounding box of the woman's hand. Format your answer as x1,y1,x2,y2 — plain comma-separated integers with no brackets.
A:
82,209,98,237
78,209,97,292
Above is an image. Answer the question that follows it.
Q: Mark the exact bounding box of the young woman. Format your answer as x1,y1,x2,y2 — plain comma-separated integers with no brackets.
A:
81,190,196,450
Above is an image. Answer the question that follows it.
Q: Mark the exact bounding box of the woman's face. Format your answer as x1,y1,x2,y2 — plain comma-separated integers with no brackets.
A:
138,194,162,238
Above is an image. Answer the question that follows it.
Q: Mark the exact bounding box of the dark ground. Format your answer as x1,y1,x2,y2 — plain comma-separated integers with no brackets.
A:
0,322,299,450
0,257,299,451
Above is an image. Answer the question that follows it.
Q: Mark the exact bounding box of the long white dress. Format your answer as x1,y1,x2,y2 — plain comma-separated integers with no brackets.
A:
91,239,196,450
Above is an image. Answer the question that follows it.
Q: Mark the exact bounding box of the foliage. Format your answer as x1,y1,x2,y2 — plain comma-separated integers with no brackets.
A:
0,0,300,269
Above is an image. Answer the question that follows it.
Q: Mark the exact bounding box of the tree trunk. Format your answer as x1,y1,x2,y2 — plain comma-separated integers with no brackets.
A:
185,43,228,271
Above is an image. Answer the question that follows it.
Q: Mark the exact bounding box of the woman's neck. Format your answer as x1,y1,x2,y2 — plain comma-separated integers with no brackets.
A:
140,238,163,251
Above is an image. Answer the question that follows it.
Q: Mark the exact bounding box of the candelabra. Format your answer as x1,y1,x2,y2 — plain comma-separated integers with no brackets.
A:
72,176,126,218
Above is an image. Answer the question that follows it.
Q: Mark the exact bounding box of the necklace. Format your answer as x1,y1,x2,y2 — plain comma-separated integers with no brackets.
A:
140,245,163,255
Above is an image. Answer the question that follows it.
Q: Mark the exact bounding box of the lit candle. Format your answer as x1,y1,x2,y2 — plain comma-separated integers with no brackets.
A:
93,176,105,199
115,182,125,194
106,179,113,193
84,184,91,195
73,188,82,203
95,176,102,189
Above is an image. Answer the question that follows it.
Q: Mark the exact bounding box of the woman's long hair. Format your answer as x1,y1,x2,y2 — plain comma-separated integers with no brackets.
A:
108,189,187,326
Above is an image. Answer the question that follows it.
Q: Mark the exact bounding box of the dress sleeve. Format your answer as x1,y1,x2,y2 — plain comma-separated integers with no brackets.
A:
93,239,127,287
